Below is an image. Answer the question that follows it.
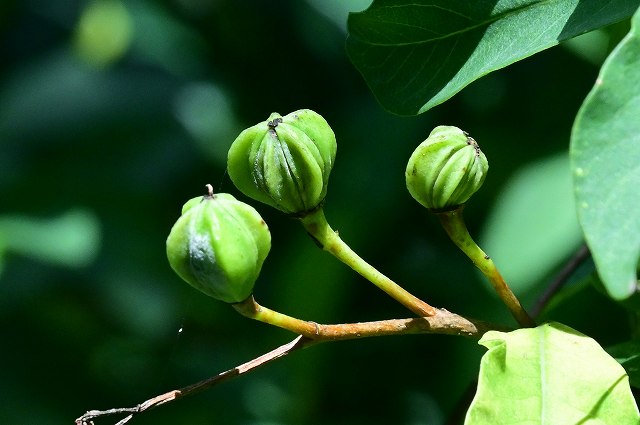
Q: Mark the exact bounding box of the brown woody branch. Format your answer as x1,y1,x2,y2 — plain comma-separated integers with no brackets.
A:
75,309,507,425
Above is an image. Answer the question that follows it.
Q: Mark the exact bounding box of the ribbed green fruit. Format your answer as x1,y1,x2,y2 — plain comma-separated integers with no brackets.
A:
406,126,488,210
227,109,336,216
166,190,271,303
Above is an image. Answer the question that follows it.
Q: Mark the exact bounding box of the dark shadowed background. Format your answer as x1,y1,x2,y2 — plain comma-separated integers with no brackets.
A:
0,1,631,424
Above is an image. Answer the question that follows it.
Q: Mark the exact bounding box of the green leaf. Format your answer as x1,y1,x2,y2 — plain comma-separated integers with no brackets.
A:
607,340,640,389
0,209,101,269
570,8,640,300
480,154,582,297
466,322,640,425
346,0,640,116
73,0,133,67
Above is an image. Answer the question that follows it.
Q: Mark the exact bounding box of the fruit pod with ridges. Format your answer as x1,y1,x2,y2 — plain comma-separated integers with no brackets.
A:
406,126,488,211
227,109,336,216
166,187,271,303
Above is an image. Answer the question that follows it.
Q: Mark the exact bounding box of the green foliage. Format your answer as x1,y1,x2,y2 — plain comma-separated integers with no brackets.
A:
73,0,133,67
608,340,640,389
571,7,640,300
467,322,640,424
3,1,640,424
480,154,582,296
346,0,640,115
0,209,101,277
345,0,640,423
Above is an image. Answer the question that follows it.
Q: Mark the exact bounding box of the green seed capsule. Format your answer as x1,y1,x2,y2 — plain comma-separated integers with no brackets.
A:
227,109,337,216
166,187,271,303
405,126,488,210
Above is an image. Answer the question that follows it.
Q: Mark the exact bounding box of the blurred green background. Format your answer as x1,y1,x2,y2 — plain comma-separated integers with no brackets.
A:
0,1,633,424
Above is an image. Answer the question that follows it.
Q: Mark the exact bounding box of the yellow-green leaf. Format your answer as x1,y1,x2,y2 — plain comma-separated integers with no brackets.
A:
466,322,639,424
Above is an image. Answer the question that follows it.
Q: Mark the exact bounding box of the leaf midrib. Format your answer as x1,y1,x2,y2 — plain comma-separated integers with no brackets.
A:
351,0,553,47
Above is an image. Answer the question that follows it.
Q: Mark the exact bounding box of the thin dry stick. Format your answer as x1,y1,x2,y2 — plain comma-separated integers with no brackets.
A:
76,312,506,425
530,243,591,317
76,335,312,425
232,295,502,339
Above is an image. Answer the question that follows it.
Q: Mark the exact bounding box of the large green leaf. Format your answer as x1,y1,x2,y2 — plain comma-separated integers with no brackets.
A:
346,0,640,115
570,7,640,300
466,322,639,425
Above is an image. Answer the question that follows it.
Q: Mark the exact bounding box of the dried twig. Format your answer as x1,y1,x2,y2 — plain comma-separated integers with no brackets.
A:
76,310,505,425
530,243,591,317
76,335,312,425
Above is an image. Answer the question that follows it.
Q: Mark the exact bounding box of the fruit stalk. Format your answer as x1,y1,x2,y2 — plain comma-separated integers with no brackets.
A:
436,208,535,327
300,208,436,317
233,295,505,339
